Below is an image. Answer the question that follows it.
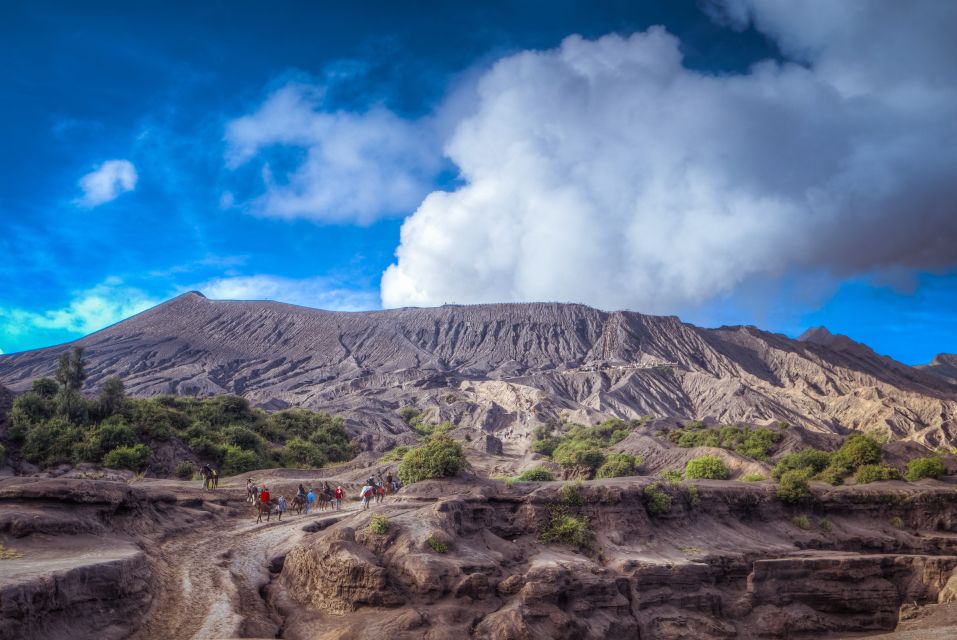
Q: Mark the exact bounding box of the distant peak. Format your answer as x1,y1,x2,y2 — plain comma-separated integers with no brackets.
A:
797,326,833,343
186,290,207,299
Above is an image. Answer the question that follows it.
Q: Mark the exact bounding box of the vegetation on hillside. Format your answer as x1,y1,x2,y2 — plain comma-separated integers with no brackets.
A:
667,422,782,461
397,434,466,484
529,418,648,478
771,434,884,487
6,347,354,474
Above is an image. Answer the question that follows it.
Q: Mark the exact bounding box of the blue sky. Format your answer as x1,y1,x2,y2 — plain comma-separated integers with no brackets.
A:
1,1,955,365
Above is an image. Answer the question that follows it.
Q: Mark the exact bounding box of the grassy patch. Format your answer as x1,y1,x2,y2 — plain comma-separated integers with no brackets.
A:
0,543,23,560
369,515,390,535
791,515,811,530
539,512,590,546
818,517,832,532
427,536,448,553
377,445,412,464
514,467,555,482
740,473,765,482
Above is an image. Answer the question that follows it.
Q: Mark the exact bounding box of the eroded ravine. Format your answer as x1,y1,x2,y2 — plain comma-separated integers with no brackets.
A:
130,492,358,640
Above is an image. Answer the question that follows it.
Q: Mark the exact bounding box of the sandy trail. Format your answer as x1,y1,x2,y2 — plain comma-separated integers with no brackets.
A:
130,493,357,640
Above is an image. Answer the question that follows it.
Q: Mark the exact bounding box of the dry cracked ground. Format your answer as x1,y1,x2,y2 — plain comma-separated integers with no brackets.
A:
4,465,957,640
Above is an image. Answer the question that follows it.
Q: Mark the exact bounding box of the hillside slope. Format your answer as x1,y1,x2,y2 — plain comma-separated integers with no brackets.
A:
0,293,955,452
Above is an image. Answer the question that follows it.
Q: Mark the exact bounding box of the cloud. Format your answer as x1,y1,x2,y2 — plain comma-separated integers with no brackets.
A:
0,279,157,340
195,275,378,311
381,2,957,313
225,83,442,224
77,159,138,207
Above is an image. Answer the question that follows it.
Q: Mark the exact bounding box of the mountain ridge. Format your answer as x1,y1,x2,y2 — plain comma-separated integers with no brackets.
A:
1,293,955,452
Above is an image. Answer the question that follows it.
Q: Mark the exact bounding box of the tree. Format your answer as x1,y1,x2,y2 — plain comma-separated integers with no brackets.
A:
98,377,127,416
55,347,88,392
31,377,59,398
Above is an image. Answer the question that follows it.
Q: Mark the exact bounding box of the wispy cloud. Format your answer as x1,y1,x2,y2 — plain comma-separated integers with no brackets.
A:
0,278,157,341
77,159,138,207
224,83,442,224
193,274,378,311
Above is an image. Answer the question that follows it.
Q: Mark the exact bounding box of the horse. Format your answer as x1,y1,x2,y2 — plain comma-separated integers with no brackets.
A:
291,494,308,515
247,484,260,504
200,466,213,490
211,469,219,488
256,498,278,524
314,486,333,511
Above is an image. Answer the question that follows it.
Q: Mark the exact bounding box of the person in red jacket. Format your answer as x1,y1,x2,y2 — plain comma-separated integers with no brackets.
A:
260,485,270,504
334,485,343,510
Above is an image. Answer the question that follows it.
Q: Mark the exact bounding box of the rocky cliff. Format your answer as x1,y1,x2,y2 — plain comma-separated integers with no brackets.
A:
0,293,955,451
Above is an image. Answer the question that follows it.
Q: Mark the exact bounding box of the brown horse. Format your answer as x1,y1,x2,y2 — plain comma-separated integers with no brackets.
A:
291,494,308,515
315,485,333,511
256,498,278,524
246,483,259,504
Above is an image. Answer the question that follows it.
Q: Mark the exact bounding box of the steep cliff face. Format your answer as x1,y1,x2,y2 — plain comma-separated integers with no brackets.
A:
0,293,955,450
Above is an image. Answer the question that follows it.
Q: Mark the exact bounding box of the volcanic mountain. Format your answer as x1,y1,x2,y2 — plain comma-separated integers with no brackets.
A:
1,292,955,452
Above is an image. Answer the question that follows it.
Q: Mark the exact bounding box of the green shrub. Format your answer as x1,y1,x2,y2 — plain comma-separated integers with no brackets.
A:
0,444,5,463
174,461,194,480
643,483,672,516
595,452,640,478
686,484,701,509
515,467,555,482
223,425,264,452
103,444,151,470
667,425,782,461
222,445,259,475
378,445,411,464
281,437,327,468
661,468,684,483
369,515,390,535
534,420,640,474
854,464,902,484
890,516,905,529
552,440,606,477
827,434,882,478
777,469,812,504
772,449,831,480
818,517,832,532
427,536,448,553
397,435,466,484
791,515,811,530
905,456,946,481
560,480,584,506
539,514,590,546
22,417,82,466
740,473,765,482
685,455,730,480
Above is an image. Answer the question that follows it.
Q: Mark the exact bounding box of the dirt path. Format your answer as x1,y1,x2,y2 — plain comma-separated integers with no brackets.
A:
130,496,357,640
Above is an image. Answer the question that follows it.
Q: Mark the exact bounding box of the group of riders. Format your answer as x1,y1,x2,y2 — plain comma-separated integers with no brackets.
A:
196,461,401,522
245,474,401,523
